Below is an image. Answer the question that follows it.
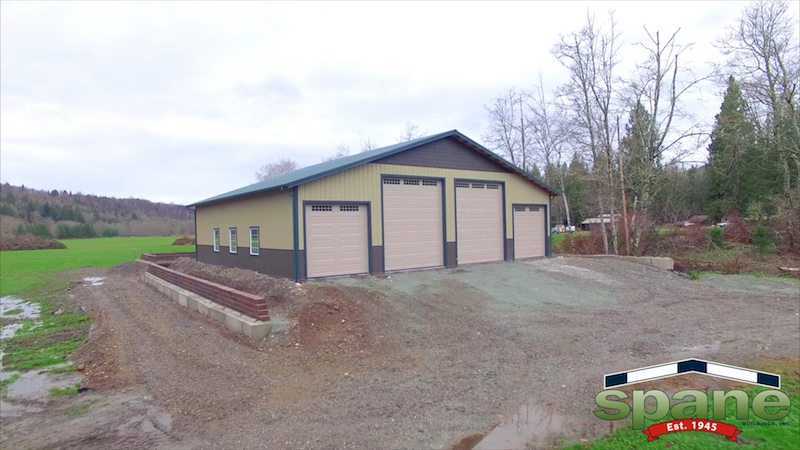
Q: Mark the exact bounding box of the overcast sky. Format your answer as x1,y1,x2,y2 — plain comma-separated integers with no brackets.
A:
2,1,792,204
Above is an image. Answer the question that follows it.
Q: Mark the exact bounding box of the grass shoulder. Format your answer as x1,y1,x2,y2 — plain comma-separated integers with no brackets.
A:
1,279,90,372
1,236,193,376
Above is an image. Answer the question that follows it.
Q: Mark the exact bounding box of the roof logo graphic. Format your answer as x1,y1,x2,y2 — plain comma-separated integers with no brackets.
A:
604,359,781,389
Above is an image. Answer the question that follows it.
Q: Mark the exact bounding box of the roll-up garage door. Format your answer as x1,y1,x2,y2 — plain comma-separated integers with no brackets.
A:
456,181,504,264
513,205,546,259
305,204,369,278
382,177,444,271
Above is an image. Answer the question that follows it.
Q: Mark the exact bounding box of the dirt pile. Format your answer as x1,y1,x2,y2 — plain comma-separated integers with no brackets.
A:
290,285,374,354
168,257,299,301
162,259,377,353
0,235,66,251
172,236,194,245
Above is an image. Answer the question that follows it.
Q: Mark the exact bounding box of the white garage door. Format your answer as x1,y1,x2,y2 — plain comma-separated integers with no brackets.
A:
305,204,369,278
456,181,504,264
383,177,444,271
514,205,546,259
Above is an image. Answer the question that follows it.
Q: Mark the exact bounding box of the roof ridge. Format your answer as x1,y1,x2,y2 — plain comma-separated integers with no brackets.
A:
189,129,555,207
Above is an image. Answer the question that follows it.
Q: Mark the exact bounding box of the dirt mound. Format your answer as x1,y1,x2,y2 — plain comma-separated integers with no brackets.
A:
0,235,66,251
172,236,195,245
157,258,378,353
291,285,373,354
169,257,299,302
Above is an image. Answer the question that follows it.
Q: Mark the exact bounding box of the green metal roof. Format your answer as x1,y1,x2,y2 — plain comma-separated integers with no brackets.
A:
189,129,555,207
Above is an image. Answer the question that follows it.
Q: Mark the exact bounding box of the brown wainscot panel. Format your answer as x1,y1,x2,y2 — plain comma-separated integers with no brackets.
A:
445,242,457,268
505,239,515,261
197,245,294,279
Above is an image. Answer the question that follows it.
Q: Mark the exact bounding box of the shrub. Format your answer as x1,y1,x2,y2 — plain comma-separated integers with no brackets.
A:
720,255,745,274
723,210,750,243
772,193,800,255
709,227,725,248
101,228,119,237
683,225,710,250
56,223,97,239
752,225,776,255
14,223,52,238
557,230,605,254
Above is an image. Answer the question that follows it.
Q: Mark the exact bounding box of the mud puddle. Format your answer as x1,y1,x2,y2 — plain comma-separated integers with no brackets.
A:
1,296,41,319
4,369,82,403
469,401,611,450
1,296,42,370
1,295,80,418
83,277,106,287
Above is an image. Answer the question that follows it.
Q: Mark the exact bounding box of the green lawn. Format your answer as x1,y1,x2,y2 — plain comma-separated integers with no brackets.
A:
0,236,194,381
0,236,194,296
564,370,800,449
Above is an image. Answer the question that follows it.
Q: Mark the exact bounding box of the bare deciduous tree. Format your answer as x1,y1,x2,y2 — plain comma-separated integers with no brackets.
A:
528,76,575,226
554,12,621,253
626,26,708,251
255,159,297,181
361,138,377,152
323,144,352,162
718,0,799,197
398,123,425,142
484,88,534,173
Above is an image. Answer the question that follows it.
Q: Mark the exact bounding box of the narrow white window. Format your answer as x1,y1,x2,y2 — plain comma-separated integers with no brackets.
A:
249,226,260,256
229,227,238,254
212,228,220,252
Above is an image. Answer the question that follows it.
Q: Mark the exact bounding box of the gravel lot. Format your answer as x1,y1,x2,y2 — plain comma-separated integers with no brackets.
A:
3,257,798,449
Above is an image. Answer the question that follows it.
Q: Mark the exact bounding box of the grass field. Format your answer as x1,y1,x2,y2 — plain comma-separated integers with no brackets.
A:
0,236,194,376
0,236,194,296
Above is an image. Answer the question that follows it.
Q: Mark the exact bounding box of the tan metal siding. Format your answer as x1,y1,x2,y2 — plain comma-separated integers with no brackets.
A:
305,204,369,277
298,163,550,250
514,206,546,258
382,178,444,270
196,190,293,249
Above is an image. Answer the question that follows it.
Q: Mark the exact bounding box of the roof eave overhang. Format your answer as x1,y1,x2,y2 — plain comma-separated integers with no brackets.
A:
190,130,557,207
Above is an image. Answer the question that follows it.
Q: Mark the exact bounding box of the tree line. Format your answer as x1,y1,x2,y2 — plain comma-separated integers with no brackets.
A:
484,0,798,255
1,183,193,238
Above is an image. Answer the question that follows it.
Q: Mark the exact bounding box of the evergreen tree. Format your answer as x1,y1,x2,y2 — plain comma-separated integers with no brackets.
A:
706,76,758,219
620,101,658,205
564,153,589,225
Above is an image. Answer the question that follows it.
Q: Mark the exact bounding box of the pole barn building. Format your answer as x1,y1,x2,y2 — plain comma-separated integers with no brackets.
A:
189,130,555,281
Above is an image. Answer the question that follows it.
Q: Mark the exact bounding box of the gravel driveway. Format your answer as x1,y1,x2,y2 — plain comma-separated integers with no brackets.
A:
3,257,798,450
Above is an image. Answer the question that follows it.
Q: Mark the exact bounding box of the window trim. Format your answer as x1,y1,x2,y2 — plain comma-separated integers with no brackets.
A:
212,227,220,253
228,226,238,254
249,226,260,256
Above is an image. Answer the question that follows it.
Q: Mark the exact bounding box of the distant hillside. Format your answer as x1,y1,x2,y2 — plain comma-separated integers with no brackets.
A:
0,183,193,239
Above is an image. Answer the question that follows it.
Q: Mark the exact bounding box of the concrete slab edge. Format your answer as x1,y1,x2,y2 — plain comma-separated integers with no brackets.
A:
143,272,271,339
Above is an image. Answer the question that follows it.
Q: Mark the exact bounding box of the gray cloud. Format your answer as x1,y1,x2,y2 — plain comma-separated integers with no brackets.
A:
2,1,780,204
